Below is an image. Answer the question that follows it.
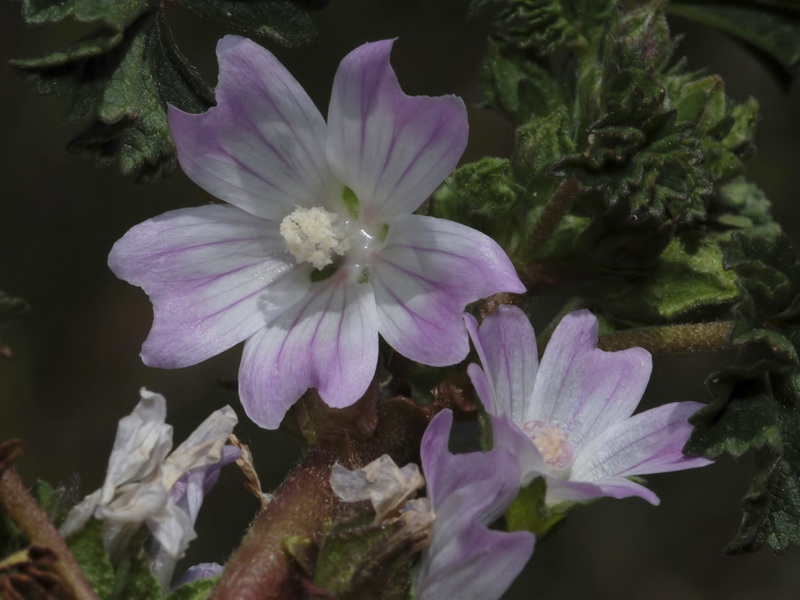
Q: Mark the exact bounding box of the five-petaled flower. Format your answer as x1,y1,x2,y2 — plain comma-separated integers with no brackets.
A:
413,409,534,600
108,35,524,429
465,306,712,506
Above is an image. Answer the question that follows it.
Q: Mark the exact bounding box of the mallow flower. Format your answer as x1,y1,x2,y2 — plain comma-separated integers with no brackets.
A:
108,36,524,429
59,388,239,585
413,410,534,600
465,306,712,506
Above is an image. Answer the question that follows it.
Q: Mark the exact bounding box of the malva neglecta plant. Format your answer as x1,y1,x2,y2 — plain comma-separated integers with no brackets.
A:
2,0,800,598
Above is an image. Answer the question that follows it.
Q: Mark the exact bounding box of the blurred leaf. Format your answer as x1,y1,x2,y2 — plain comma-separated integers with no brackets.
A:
505,477,570,539
187,0,316,47
669,1,800,83
12,0,320,181
600,235,739,322
67,520,115,599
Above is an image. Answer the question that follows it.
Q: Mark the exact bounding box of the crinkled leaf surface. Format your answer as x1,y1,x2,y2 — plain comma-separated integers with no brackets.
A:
688,229,800,553
12,0,319,181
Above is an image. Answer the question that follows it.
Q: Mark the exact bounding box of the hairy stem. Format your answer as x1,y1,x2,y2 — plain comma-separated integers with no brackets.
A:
211,400,428,600
597,321,733,354
0,440,98,600
526,178,579,259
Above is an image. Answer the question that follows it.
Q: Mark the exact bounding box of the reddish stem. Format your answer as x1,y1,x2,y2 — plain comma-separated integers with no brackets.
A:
211,400,428,600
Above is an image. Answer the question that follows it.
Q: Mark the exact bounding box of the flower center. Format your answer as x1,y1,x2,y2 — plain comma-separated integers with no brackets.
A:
522,420,573,470
280,207,351,270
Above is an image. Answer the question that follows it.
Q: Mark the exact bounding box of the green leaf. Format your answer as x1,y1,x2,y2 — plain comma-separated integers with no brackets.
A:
16,0,156,28
187,0,316,47
111,551,161,600
669,1,800,81
600,235,740,322
431,157,523,252
67,520,116,599
12,0,319,180
505,477,571,539
166,576,219,600
313,512,414,600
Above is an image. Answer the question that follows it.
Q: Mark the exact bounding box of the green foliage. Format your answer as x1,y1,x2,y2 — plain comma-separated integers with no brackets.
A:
165,576,219,600
67,519,161,599
312,512,414,600
505,477,571,539
12,0,320,181
669,0,800,84
688,229,800,552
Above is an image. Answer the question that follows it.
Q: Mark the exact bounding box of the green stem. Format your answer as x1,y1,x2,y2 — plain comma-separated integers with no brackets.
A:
597,321,733,354
0,441,98,600
210,400,428,600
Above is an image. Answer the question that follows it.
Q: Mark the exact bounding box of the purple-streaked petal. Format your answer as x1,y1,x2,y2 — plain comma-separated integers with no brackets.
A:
570,401,712,483
414,496,534,600
238,277,378,429
171,563,224,589
326,40,468,223
530,310,652,452
109,205,310,368
464,306,538,424
543,474,661,506
416,410,534,600
169,445,242,524
169,35,338,222
372,214,524,367
490,414,548,486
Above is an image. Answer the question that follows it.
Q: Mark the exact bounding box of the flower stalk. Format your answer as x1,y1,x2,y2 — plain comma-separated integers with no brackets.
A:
211,399,428,600
597,321,733,354
0,440,98,600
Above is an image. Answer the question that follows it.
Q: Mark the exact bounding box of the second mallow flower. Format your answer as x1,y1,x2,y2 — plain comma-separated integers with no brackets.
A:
108,35,524,429
465,306,712,506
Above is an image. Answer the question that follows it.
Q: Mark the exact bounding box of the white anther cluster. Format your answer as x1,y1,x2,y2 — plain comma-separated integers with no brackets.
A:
280,207,351,270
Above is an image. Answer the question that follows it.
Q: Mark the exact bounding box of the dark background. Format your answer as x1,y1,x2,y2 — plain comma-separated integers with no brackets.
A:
1,1,799,597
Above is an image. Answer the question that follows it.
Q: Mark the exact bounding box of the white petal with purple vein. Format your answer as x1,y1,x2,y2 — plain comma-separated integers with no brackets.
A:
571,401,711,482
109,205,309,369
372,214,524,367
169,36,338,222
326,40,468,224
530,310,652,452
238,277,378,429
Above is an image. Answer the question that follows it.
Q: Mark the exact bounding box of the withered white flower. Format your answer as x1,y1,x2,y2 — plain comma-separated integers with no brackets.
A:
59,388,238,583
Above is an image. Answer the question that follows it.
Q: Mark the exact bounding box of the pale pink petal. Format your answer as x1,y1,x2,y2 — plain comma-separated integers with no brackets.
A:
169,35,338,222
415,494,534,600
543,474,661,506
530,310,652,451
109,205,309,368
238,277,378,429
464,306,538,425
326,40,468,224
372,215,524,367
570,402,711,482
416,410,534,600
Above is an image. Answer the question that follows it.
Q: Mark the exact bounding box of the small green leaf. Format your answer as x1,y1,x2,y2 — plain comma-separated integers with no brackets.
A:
505,477,572,539
313,512,414,600
15,0,156,29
